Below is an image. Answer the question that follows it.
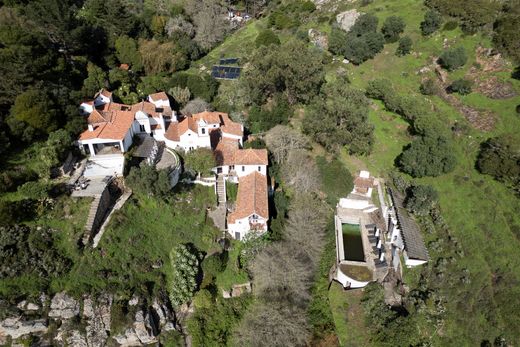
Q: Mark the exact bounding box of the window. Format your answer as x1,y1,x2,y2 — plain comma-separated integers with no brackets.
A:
139,124,145,132
258,166,261,172
242,166,245,172
201,128,206,134
235,232,241,240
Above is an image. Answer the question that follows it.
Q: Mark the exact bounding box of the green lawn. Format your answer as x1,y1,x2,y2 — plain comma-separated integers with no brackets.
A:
329,284,371,347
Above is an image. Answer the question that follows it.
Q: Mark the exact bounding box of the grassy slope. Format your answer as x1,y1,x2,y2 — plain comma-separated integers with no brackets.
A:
333,0,520,344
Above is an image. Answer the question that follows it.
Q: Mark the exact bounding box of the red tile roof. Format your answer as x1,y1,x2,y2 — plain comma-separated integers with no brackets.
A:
228,171,269,223
353,176,374,194
214,138,240,165
192,111,228,124
95,88,112,99
79,110,135,141
234,149,268,165
164,117,198,141
221,122,243,136
148,91,169,102
131,101,158,116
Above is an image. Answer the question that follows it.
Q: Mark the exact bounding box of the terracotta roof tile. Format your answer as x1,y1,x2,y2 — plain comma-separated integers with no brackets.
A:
148,91,169,102
164,117,198,141
234,149,268,165
221,122,243,136
79,110,134,141
228,171,269,223
214,138,240,166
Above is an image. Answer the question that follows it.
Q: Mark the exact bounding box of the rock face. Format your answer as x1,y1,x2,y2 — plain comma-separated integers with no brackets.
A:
49,292,80,320
0,317,47,340
336,9,362,32
114,310,157,346
83,294,112,347
308,29,328,50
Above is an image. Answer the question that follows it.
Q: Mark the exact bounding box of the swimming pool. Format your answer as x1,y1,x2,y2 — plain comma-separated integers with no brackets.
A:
342,223,365,262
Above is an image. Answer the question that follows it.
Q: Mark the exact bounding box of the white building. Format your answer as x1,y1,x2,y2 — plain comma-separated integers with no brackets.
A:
227,171,269,240
213,138,268,180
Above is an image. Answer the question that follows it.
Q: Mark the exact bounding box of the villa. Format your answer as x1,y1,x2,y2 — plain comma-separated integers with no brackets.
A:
76,89,269,241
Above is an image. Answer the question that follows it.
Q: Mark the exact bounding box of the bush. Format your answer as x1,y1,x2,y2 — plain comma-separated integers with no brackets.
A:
169,244,201,307
449,79,472,95
405,184,438,216
439,47,467,71
477,134,520,191
420,78,438,95
202,252,228,277
398,134,457,177
247,97,291,133
126,164,171,197
255,29,281,48
300,1,316,12
381,16,406,42
0,200,36,226
443,20,458,31
396,36,412,56
420,9,442,35
17,181,51,200
0,168,37,193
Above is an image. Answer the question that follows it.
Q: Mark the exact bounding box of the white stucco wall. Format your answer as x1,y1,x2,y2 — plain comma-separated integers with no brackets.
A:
235,165,267,177
222,132,243,146
228,215,268,240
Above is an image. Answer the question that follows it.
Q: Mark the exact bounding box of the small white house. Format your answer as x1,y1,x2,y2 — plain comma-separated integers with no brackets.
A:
227,171,269,240
352,170,375,197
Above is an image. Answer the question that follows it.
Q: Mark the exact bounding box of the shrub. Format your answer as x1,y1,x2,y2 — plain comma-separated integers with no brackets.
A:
300,1,316,12
439,47,467,71
202,252,228,277
420,9,442,35
17,181,51,200
405,184,438,216
255,29,281,48
398,134,457,177
169,244,201,307
381,16,406,42
420,78,438,95
0,168,37,193
396,36,412,56
449,79,472,95
443,21,458,31
477,134,520,191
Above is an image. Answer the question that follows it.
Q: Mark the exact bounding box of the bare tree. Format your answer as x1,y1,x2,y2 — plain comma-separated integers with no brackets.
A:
185,0,230,51
265,125,308,164
233,301,310,347
281,149,321,193
139,39,186,74
165,15,195,38
181,98,212,115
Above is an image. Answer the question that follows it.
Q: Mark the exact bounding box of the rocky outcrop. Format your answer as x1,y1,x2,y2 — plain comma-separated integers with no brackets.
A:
336,9,362,32
83,294,112,347
49,292,80,320
0,317,47,340
308,29,328,50
114,310,157,346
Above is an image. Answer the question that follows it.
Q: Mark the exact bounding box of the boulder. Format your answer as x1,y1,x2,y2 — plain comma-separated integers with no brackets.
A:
113,309,157,346
308,29,328,50
336,9,362,32
49,292,80,320
0,317,47,339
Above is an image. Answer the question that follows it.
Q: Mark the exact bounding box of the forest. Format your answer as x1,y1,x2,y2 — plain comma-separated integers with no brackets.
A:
1,0,520,346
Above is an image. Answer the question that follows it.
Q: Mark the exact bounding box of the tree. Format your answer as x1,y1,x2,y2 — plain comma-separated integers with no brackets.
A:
405,184,438,216
165,15,195,38
477,134,520,191
10,88,59,135
169,244,200,307
17,181,51,200
139,39,188,74
115,36,142,71
281,149,321,193
82,63,107,98
186,0,230,51
247,96,291,133
33,129,72,178
420,9,442,35
264,125,309,164
420,78,438,95
303,78,374,154
438,47,467,71
242,40,325,105
396,36,412,56
493,13,520,65
381,16,406,42
126,164,171,197
184,148,215,176
181,98,212,115
169,86,191,107
255,29,281,48
233,301,310,347
449,79,472,95
398,134,457,177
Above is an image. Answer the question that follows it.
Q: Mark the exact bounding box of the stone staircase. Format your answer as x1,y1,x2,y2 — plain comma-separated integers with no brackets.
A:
216,174,226,206
82,188,111,247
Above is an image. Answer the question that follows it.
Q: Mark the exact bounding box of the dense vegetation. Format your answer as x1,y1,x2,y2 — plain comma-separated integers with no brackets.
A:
1,0,520,345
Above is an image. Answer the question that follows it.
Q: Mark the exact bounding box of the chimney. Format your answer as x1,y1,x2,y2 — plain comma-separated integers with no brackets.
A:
88,124,94,131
